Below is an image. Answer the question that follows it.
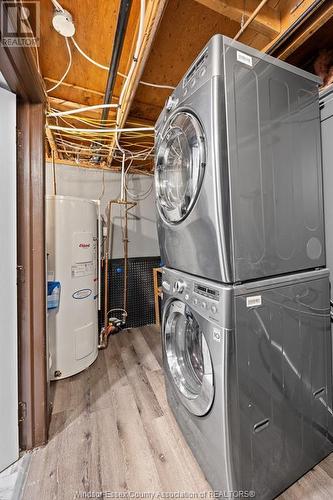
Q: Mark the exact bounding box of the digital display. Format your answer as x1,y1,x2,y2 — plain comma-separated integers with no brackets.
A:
183,50,208,87
194,283,219,301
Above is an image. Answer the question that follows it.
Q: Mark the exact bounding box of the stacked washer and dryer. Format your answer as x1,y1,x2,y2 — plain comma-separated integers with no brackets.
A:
155,35,333,499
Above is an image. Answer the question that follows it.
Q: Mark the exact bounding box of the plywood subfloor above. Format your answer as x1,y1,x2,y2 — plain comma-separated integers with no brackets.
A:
22,325,333,500
40,0,333,169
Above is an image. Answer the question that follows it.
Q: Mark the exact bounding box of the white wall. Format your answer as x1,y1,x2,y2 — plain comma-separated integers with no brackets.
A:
46,163,160,259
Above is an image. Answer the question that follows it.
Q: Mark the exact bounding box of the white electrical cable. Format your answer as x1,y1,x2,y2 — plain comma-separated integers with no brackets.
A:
71,37,175,90
48,103,119,117
46,37,72,93
125,167,153,200
48,125,154,133
51,0,175,90
57,138,109,151
117,71,175,90
51,0,64,12
48,0,156,182
71,37,109,70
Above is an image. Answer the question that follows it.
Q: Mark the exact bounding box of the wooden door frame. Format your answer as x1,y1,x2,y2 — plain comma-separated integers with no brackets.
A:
0,0,48,450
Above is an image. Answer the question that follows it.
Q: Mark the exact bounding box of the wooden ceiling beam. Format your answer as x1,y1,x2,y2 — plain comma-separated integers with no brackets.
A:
194,0,280,38
263,0,333,59
277,3,333,60
45,118,59,160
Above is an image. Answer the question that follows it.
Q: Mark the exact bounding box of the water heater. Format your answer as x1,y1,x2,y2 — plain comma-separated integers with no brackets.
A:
46,195,98,380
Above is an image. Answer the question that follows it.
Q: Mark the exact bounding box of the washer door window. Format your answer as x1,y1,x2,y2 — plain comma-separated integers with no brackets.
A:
155,112,205,223
164,300,214,416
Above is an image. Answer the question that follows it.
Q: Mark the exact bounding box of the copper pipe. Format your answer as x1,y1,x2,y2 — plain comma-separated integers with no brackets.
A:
123,200,137,317
123,191,128,314
104,201,112,328
98,323,120,350
99,199,136,346
233,0,270,40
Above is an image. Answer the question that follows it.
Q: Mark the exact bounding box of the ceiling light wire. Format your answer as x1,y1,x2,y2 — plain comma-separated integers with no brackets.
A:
46,36,72,93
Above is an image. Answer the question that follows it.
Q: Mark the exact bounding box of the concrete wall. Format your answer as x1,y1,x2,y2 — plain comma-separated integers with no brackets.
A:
46,163,160,259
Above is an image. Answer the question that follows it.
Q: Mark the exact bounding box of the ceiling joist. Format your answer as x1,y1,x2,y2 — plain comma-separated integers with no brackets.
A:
264,0,333,59
194,0,281,38
41,0,331,172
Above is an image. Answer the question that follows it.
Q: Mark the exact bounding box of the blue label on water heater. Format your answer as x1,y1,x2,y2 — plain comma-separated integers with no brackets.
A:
72,288,92,300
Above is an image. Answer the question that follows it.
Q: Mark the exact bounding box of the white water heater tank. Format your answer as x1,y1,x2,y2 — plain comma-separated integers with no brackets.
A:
46,195,98,380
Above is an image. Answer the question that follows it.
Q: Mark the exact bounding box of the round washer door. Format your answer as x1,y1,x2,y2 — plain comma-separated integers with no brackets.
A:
163,299,214,416
155,111,205,224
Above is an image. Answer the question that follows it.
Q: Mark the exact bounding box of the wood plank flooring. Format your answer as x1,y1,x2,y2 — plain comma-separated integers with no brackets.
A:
22,325,333,500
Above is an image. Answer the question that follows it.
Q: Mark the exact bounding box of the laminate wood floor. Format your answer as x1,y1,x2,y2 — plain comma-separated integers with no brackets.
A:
22,325,333,500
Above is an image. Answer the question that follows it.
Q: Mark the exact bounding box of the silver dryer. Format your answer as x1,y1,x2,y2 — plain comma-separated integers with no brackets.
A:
155,35,324,283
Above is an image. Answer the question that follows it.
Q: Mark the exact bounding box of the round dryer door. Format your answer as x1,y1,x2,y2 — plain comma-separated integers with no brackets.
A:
163,299,214,416
155,112,205,223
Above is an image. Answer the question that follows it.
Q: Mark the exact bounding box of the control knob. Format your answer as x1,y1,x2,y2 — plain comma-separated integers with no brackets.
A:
173,280,185,294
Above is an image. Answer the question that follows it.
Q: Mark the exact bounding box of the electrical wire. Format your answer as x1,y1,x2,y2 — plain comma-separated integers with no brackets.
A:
46,37,72,93
51,0,64,11
99,170,105,200
48,103,119,117
71,37,108,70
117,71,175,90
48,125,154,133
125,170,153,200
57,113,115,129
71,37,175,90
48,0,157,181
123,145,154,200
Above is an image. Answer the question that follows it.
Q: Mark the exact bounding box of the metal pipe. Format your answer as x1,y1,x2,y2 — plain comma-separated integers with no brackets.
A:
92,0,132,162
99,199,136,348
101,0,132,123
233,0,270,41
96,200,102,311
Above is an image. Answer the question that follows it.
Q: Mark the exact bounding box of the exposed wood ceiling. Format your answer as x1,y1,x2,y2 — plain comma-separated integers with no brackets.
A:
37,0,333,172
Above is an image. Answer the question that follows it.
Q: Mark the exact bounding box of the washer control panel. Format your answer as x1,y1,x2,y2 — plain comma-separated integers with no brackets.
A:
162,272,222,321
162,268,233,328
194,283,219,301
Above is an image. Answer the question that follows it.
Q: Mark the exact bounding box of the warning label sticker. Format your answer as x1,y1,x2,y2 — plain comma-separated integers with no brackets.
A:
71,262,94,278
237,50,253,67
246,295,262,308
